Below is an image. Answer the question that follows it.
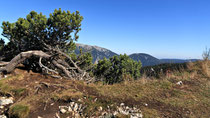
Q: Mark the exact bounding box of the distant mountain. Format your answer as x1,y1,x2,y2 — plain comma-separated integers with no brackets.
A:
75,43,118,63
160,59,199,64
129,53,161,67
75,43,198,66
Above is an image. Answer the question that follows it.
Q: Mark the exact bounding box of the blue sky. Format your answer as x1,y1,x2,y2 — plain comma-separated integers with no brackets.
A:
0,0,210,59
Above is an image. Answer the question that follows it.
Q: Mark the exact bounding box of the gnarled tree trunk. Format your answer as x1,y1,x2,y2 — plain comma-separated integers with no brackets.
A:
0,50,94,83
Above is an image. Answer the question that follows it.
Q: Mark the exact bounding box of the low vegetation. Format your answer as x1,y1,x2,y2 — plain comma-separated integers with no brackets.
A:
93,54,142,84
0,61,209,117
9,104,30,118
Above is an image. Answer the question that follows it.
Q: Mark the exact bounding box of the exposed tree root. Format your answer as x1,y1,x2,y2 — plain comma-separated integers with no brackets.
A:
0,50,94,82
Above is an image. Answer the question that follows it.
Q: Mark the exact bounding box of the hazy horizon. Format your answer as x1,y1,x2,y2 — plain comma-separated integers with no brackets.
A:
0,0,209,59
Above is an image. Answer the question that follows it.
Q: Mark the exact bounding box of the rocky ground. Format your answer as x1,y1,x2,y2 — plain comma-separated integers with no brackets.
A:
0,61,209,118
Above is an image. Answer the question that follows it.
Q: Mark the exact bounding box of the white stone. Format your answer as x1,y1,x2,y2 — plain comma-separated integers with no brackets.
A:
121,110,129,115
78,99,82,102
60,108,67,114
120,103,125,106
136,113,143,118
0,97,13,106
176,81,183,85
78,104,82,111
37,116,43,118
0,106,4,109
75,113,80,118
73,103,78,111
118,107,124,113
145,103,148,106
70,102,75,107
68,106,72,112
0,115,7,118
130,115,138,118
55,113,60,118
113,111,118,115
94,98,97,102
98,106,103,111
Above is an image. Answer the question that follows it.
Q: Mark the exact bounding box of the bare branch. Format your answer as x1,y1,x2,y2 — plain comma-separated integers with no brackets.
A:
39,57,58,74
0,61,9,67
0,51,51,73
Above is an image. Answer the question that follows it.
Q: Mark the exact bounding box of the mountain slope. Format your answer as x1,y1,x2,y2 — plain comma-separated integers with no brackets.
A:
160,59,198,64
75,43,198,66
75,43,118,63
129,53,161,66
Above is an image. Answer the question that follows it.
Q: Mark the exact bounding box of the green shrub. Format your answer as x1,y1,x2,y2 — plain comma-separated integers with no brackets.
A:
9,104,30,118
94,54,142,84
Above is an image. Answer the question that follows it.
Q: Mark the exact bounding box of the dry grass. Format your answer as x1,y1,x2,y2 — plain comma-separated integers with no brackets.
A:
0,61,209,117
201,60,210,78
9,104,30,118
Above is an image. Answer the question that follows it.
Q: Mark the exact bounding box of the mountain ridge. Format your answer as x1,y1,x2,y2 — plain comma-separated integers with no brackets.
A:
75,43,198,66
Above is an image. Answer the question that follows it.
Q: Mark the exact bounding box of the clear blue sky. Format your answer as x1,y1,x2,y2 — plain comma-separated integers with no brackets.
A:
0,0,210,59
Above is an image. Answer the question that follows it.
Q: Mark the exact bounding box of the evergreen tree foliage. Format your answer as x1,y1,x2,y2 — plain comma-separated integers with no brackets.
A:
0,39,5,51
1,8,83,59
94,54,142,84
70,48,93,71
0,8,87,72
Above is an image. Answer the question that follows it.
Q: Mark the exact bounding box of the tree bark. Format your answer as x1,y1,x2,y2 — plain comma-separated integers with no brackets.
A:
0,51,50,73
0,50,94,82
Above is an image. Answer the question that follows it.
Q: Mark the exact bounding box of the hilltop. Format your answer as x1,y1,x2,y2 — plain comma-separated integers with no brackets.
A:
0,61,209,118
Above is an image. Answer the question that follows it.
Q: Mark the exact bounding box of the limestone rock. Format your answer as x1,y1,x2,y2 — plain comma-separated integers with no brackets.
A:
176,81,183,85
60,108,67,114
120,103,125,106
0,115,7,118
98,106,103,111
73,103,78,111
68,106,72,112
0,97,13,106
70,102,75,107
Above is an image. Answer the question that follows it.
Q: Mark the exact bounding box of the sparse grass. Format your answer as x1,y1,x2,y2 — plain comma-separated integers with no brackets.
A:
0,82,12,94
115,114,130,118
9,104,30,118
91,61,210,117
12,88,27,96
201,60,210,78
142,108,159,118
52,89,83,102
0,61,209,117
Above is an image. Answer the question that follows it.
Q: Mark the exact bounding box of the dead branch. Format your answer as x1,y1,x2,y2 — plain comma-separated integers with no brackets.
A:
0,51,51,73
0,48,94,82
39,57,58,74
52,60,72,78
0,61,9,67
42,42,83,74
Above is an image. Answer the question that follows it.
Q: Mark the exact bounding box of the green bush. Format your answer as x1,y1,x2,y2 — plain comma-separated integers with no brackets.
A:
94,54,142,84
